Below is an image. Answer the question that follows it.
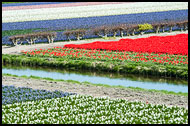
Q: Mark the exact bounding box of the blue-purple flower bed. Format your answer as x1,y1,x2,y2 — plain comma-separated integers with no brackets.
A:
1,27,181,45
2,2,78,7
2,85,77,105
2,9,187,45
2,9,188,31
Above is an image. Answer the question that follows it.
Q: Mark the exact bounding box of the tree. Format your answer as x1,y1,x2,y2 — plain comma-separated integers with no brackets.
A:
130,24,139,36
160,22,168,33
167,21,176,32
110,25,119,38
25,34,38,45
176,21,184,32
92,25,110,38
182,20,188,31
9,35,25,46
41,32,57,43
117,24,127,37
64,30,73,41
151,22,161,34
73,29,86,40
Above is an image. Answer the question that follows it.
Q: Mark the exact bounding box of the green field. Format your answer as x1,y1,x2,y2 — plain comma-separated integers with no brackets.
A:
2,2,26,4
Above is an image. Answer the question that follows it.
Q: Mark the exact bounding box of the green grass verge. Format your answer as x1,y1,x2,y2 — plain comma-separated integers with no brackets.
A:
2,73,188,97
2,54,188,79
2,28,47,37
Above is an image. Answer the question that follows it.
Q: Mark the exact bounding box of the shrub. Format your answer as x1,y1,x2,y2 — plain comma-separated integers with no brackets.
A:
138,23,153,35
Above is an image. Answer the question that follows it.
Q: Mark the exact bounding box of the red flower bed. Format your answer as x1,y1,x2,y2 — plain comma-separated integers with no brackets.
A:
64,34,188,55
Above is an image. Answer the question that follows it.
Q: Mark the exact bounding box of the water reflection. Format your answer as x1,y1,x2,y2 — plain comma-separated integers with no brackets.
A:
2,65,188,93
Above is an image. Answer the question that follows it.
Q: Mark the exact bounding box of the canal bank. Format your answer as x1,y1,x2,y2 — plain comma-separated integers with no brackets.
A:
2,74,188,109
2,65,188,93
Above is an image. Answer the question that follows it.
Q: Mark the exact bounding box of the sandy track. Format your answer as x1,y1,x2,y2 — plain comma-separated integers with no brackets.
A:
2,75,188,109
2,31,188,55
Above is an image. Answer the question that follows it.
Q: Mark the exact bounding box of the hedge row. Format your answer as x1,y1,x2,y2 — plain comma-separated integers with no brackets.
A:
9,32,57,46
2,54,188,80
8,20,188,45
64,20,188,40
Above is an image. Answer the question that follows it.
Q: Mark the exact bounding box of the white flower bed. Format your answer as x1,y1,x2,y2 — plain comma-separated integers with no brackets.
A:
2,2,188,23
2,95,188,124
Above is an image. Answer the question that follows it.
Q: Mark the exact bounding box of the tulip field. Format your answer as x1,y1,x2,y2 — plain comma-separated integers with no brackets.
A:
2,2,188,124
2,2,188,44
22,47,188,66
64,34,188,55
20,33,188,79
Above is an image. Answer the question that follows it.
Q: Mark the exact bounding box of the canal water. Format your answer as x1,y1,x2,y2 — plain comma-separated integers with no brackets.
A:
2,65,188,93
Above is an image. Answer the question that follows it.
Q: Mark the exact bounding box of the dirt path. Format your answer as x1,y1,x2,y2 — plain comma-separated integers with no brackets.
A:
2,75,188,109
2,31,188,55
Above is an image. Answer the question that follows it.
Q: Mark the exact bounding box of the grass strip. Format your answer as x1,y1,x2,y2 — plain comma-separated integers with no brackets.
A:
2,54,188,80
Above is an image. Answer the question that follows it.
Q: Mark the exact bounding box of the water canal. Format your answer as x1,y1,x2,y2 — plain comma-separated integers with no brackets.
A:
2,65,188,93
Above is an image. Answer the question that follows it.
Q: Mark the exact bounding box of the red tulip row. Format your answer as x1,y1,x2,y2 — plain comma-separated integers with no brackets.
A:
64,34,188,55
22,47,188,66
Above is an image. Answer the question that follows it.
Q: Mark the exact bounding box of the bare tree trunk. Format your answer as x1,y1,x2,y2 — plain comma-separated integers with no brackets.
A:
32,38,37,44
140,31,144,35
47,36,51,44
120,30,124,37
169,27,173,32
162,27,165,33
104,33,107,38
126,31,130,36
132,29,135,36
184,25,188,31
77,34,80,40
26,39,33,45
14,39,19,46
180,28,183,32
113,32,117,37
156,27,160,34
51,37,54,43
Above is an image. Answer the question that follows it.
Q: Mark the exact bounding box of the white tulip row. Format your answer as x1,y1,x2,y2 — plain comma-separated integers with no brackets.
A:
2,2,188,23
2,95,188,124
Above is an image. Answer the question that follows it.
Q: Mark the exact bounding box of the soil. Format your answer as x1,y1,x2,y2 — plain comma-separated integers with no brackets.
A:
2,75,188,109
